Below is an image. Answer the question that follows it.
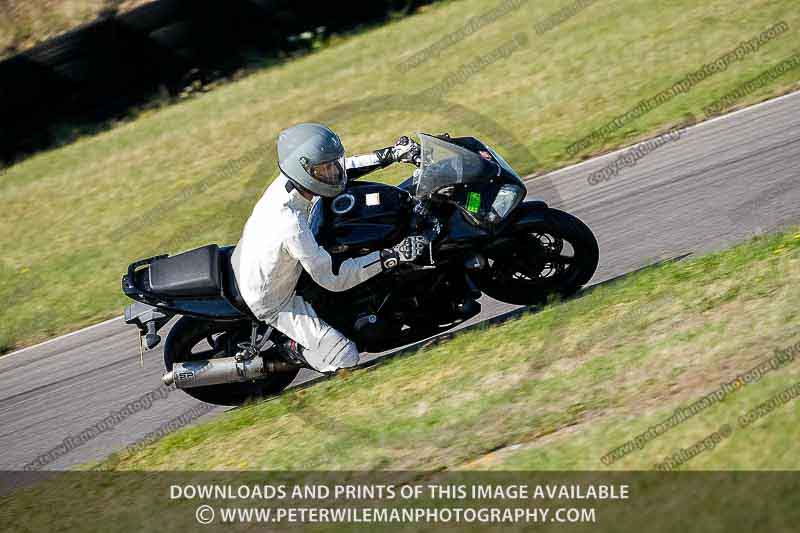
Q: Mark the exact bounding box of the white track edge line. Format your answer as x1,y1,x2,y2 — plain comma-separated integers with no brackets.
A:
524,89,800,183
5,90,800,361
2,316,123,360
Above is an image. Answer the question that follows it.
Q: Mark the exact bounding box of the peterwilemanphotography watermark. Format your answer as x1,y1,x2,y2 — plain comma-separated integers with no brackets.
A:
654,424,732,471
600,337,799,465
23,384,173,470
653,379,800,470
534,0,599,35
738,381,800,428
420,33,529,99
585,124,687,186
704,50,800,116
567,21,790,156
400,0,528,73
24,363,216,470
124,401,217,456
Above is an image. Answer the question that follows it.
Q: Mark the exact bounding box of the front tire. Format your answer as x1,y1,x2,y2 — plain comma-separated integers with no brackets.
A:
477,208,599,306
164,317,300,406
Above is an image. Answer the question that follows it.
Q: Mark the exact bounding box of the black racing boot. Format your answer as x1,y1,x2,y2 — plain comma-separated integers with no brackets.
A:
279,337,308,367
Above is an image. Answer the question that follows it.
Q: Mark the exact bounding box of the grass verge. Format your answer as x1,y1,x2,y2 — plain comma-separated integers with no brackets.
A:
3,226,800,532
93,226,800,472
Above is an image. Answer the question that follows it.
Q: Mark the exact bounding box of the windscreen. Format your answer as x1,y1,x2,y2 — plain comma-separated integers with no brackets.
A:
415,133,497,197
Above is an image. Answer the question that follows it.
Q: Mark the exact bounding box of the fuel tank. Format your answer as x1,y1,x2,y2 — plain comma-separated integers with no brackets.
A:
317,182,412,254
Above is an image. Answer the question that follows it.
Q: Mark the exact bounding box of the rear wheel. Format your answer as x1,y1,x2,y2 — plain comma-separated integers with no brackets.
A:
164,317,300,406
477,208,598,306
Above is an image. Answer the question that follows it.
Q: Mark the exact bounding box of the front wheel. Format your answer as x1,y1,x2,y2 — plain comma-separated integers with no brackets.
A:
164,317,300,406
476,208,599,306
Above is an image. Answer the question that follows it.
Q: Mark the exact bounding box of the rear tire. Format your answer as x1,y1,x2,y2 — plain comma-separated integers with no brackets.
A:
477,208,598,306
164,316,300,406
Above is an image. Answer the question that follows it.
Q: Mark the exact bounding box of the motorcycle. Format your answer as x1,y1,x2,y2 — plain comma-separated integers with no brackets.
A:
122,133,598,405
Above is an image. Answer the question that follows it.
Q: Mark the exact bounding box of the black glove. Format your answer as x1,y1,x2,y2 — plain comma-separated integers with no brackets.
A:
373,136,420,166
381,235,428,270
392,136,420,164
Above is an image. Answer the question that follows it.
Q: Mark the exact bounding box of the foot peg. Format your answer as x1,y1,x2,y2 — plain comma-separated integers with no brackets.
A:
235,323,273,362
235,342,259,362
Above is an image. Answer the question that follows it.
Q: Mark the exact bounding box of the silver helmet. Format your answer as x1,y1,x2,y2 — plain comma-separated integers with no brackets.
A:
277,123,347,197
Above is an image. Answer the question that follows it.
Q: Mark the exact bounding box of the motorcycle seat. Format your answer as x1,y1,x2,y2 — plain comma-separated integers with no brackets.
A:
149,244,222,297
220,247,256,318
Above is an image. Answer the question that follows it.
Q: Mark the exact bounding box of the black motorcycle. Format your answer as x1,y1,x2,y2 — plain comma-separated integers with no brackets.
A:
122,133,598,405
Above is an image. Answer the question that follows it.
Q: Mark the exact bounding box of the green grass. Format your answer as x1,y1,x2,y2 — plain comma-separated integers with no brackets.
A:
0,1,156,58
3,227,800,533
87,227,800,472
2,0,800,353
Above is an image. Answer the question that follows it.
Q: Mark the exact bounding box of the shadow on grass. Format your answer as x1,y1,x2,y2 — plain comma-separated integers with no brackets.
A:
280,252,694,396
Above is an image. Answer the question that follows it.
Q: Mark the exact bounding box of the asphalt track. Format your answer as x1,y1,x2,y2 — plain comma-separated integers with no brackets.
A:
1,91,799,471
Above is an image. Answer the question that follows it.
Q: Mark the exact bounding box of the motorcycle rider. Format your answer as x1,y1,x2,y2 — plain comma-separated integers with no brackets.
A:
231,123,426,374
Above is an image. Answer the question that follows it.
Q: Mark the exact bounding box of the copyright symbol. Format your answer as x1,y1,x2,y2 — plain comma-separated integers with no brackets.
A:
196,504,215,525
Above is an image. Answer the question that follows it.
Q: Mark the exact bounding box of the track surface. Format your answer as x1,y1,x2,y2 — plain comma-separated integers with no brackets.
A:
1,92,799,471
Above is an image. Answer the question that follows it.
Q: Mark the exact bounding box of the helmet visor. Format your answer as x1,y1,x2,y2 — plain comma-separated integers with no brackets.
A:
303,155,347,186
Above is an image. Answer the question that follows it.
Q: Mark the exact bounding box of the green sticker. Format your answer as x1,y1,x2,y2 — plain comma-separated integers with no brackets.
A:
466,191,481,213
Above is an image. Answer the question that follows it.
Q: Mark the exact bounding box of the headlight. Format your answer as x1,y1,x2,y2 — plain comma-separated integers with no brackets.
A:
491,184,524,220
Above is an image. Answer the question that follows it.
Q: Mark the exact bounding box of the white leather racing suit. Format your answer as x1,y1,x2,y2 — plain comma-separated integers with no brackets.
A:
231,152,388,373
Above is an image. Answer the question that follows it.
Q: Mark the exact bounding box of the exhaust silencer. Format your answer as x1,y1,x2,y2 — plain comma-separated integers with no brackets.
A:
162,357,297,389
